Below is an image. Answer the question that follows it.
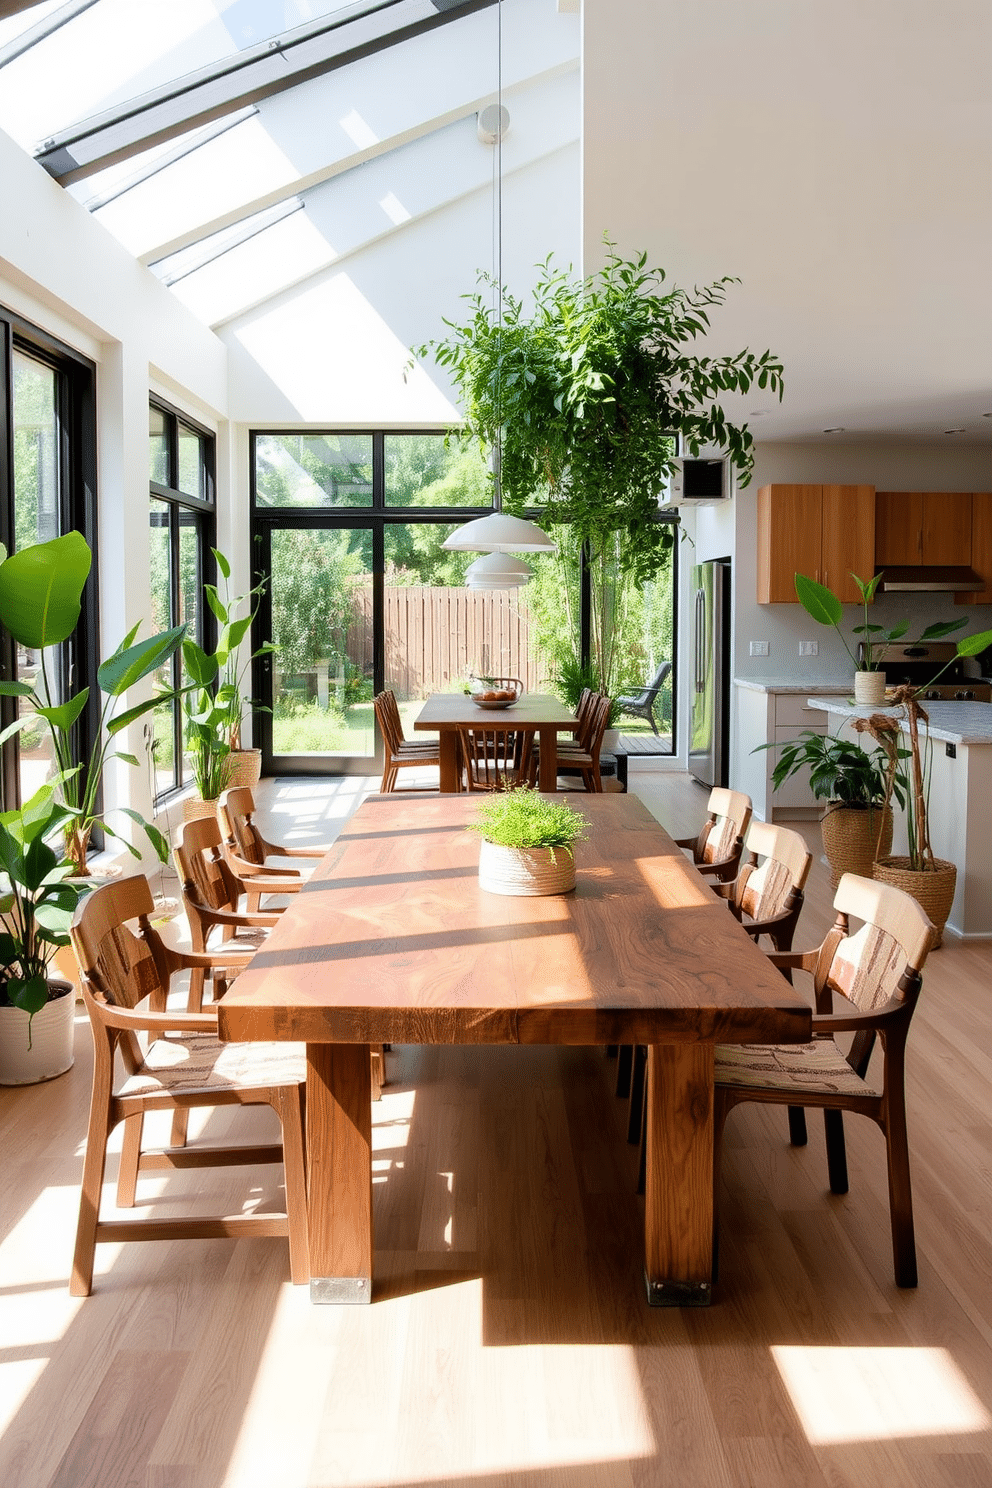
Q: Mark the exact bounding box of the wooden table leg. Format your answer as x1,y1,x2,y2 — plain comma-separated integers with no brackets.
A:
643,1043,714,1306
537,725,558,792
438,732,461,793
306,1043,373,1303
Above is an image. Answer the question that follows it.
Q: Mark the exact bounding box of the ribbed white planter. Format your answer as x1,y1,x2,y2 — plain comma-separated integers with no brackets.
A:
0,979,75,1085
478,839,576,896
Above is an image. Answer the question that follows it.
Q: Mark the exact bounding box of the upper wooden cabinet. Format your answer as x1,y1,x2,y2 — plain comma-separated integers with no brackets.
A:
756,484,875,604
956,492,992,605
875,491,973,567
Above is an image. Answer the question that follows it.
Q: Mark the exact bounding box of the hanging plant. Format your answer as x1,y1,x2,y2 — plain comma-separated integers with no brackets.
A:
420,243,784,585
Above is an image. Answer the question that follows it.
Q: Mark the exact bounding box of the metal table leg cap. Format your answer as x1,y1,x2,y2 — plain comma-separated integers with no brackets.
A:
645,1274,712,1307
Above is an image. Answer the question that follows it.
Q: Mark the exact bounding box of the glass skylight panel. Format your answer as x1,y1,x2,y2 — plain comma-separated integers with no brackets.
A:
166,209,336,326
92,114,302,258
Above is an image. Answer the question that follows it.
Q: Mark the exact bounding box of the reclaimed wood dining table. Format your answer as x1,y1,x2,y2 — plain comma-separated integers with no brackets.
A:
412,691,578,792
216,792,812,1306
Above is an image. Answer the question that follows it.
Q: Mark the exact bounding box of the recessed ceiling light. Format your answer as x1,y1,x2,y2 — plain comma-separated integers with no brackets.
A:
944,428,967,435
982,412,992,419
822,426,845,434
748,410,769,418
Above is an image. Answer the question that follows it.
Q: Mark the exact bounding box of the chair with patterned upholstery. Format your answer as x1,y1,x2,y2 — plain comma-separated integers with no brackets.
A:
713,873,934,1287
675,786,752,883
716,819,812,954
68,875,308,1296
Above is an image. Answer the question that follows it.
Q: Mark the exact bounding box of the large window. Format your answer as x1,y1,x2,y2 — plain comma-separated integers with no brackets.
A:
251,430,677,775
0,309,97,808
149,399,215,798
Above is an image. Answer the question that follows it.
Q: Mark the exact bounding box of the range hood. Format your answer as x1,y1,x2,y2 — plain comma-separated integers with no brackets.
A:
875,565,984,593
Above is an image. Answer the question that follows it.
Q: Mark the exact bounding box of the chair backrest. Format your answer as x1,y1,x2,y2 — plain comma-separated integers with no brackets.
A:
735,820,812,922
458,725,536,791
642,661,672,700
70,875,175,1075
825,873,934,1014
218,786,264,867
175,815,242,919
582,692,611,757
374,690,403,754
475,676,522,697
698,787,753,865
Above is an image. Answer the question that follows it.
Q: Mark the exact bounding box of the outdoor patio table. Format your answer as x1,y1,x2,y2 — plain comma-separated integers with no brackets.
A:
412,690,578,792
217,793,811,1306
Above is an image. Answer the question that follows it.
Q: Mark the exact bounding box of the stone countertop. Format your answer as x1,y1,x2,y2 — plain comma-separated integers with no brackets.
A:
807,696,992,746
734,678,854,695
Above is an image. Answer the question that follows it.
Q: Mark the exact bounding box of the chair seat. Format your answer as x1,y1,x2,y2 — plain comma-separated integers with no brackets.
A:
715,1038,879,1098
210,925,269,950
120,1033,307,1097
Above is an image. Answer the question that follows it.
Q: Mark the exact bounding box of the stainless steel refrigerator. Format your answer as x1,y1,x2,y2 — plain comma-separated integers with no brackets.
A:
688,559,731,788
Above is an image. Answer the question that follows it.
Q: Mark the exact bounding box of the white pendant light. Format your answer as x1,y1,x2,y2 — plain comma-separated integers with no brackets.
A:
465,551,532,589
444,511,554,554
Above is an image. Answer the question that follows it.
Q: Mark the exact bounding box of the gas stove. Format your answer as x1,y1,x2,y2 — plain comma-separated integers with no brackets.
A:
869,643,992,703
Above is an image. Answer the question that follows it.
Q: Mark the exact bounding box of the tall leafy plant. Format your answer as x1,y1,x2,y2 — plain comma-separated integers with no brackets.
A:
422,244,784,585
0,534,185,874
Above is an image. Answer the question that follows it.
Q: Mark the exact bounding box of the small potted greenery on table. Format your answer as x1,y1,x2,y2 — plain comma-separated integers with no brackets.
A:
468,787,588,896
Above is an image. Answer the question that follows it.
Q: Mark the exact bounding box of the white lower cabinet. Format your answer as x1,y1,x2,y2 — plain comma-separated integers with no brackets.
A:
733,685,835,821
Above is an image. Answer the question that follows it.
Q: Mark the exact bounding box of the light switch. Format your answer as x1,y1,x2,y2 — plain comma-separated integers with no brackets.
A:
750,640,769,657
799,640,818,656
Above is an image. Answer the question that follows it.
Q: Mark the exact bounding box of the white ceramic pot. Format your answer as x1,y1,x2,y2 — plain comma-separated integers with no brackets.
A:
601,728,621,753
854,670,886,705
478,839,576,896
0,979,75,1085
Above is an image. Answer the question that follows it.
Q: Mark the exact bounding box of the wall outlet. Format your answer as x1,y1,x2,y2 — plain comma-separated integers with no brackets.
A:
799,640,819,656
749,640,769,657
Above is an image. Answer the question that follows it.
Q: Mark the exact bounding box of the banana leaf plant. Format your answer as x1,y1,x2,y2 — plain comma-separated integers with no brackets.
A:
0,532,186,875
202,548,275,751
0,782,85,1040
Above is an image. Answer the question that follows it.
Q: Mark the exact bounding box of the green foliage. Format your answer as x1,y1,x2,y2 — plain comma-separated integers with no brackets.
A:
0,535,185,872
0,784,85,1032
422,244,783,585
202,547,275,750
270,529,366,675
760,729,905,809
794,571,979,670
467,787,588,857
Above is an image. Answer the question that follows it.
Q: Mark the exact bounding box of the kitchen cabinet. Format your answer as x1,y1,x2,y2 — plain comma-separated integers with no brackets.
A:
957,491,992,605
875,490,973,567
756,484,875,604
733,682,849,821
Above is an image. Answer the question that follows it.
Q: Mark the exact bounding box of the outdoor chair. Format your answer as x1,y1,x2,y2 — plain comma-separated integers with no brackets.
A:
714,872,935,1288
373,690,440,793
68,875,309,1296
675,786,753,883
615,661,671,735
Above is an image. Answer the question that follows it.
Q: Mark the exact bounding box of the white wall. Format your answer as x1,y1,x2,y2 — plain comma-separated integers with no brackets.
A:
0,128,230,856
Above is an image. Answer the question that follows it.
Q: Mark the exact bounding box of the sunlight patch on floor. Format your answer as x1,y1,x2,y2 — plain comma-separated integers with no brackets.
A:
772,1345,991,1444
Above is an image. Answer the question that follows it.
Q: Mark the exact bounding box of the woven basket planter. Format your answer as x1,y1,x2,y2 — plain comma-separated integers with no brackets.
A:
224,748,262,790
183,795,220,825
478,839,576,896
873,856,956,948
820,803,893,889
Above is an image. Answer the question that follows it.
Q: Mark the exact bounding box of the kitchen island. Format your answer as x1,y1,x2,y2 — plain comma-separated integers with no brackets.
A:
808,696,992,940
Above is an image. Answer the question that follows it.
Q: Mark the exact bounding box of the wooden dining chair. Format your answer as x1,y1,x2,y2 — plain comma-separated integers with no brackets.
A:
675,786,752,883
715,819,813,954
714,873,935,1287
373,690,440,793
218,785,329,909
68,874,309,1296
550,691,611,792
174,815,284,1011
457,724,536,791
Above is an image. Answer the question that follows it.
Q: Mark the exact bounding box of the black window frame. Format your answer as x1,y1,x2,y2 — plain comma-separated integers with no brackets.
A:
0,306,99,812
250,428,678,775
149,394,216,802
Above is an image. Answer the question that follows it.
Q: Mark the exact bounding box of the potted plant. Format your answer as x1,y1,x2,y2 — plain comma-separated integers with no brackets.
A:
181,550,275,815
794,571,971,703
759,728,903,887
421,245,783,685
794,570,992,942
0,783,85,1084
0,533,186,875
467,786,587,896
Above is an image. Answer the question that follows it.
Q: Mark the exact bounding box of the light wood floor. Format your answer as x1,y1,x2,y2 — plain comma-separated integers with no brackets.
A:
4,771,992,1488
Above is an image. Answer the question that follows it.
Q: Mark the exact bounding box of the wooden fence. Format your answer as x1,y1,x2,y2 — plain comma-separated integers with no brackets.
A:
348,584,543,697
